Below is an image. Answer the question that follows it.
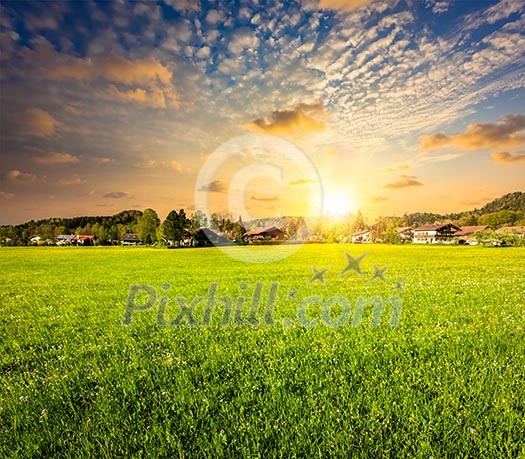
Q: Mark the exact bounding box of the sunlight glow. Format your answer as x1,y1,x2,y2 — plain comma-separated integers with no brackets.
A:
322,190,356,216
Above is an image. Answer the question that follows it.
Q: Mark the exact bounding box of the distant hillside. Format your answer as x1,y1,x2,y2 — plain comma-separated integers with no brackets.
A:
477,192,525,213
406,192,525,226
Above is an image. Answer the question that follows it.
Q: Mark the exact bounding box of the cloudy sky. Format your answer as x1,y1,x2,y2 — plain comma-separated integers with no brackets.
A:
0,0,524,225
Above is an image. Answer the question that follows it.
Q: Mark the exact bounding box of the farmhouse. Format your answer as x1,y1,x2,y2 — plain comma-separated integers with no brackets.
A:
396,227,413,242
455,225,489,245
30,235,41,244
56,234,75,246
121,233,140,245
413,223,459,244
351,229,372,243
72,235,95,246
244,226,285,243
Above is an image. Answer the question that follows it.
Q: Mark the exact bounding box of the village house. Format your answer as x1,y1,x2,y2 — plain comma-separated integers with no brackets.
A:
396,227,414,243
351,229,373,244
455,225,489,245
243,226,285,243
412,223,460,244
30,235,41,244
56,234,75,246
121,233,140,246
72,235,95,246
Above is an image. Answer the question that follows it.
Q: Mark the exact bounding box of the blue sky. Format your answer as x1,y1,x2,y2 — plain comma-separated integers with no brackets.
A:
0,0,524,224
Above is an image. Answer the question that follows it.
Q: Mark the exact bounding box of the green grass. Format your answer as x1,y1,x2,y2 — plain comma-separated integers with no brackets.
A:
1,244,524,458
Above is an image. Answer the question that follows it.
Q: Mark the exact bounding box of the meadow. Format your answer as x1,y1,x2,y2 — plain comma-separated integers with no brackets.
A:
1,244,524,458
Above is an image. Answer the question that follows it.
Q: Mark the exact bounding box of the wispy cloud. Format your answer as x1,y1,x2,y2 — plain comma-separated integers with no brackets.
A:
32,152,79,164
21,108,61,138
420,114,525,150
198,180,226,193
251,195,280,201
244,101,326,139
6,170,38,184
103,191,131,199
384,175,424,189
491,151,525,163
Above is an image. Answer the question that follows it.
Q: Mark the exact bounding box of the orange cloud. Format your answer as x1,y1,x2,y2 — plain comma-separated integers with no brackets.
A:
384,175,423,189
6,169,37,183
22,108,61,138
244,101,326,138
134,159,184,171
420,114,525,150
107,85,170,108
491,151,525,163
0,191,15,200
32,152,79,164
318,0,373,11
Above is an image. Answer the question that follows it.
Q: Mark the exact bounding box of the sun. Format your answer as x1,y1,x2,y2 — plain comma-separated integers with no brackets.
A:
322,190,356,216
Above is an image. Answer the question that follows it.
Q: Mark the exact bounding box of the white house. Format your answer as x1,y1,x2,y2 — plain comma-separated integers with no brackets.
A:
352,229,373,243
413,223,459,244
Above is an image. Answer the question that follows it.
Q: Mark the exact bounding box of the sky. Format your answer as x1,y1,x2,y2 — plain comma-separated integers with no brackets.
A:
0,0,524,225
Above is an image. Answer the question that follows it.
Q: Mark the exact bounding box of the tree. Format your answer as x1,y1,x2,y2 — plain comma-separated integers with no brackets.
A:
137,208,160,244
351,210,367,233
161,209,189,246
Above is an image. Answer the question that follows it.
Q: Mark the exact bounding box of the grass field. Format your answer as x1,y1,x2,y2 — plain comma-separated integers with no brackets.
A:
1,244,524,458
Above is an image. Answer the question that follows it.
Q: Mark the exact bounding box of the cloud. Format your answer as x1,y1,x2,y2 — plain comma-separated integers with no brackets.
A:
317,0,373,12
22,108,61,138
198,180,226,192
206,9,224,24
103,191,131,199
6,169,37,183
32,152,79,164
107,85,172,108
244,101,326,138
91,157,114,164
251,195,280,201
134,159,183,171
387,164,410,172
56,176,85,186
289,178,316,186
51,55,172,85
228,27,259,54
0,191,15,199
491,151,525,163
48,54,178,108
371,196,388,202
384,175,424,189
420,114,525,150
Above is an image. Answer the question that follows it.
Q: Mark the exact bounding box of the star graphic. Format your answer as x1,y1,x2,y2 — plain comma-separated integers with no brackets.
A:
309,266,328,283
339,251,369,277
369,264,390,283
393,278,407,292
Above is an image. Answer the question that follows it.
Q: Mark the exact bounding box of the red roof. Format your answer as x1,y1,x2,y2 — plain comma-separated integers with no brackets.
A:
244,226,283,236
456,226,488,236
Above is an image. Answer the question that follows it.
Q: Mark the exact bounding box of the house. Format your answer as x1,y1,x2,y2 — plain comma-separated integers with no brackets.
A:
72,235,95,246
30,235,41,244
56,234,75,246
412,223,460,244
396,227,413,243
121,233,140,245
455,225,489,245
351,229,372,244
243,226,285,243
191,228,231,247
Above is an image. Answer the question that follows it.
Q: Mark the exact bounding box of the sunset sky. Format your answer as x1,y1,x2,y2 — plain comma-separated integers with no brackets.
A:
0,0,524,225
